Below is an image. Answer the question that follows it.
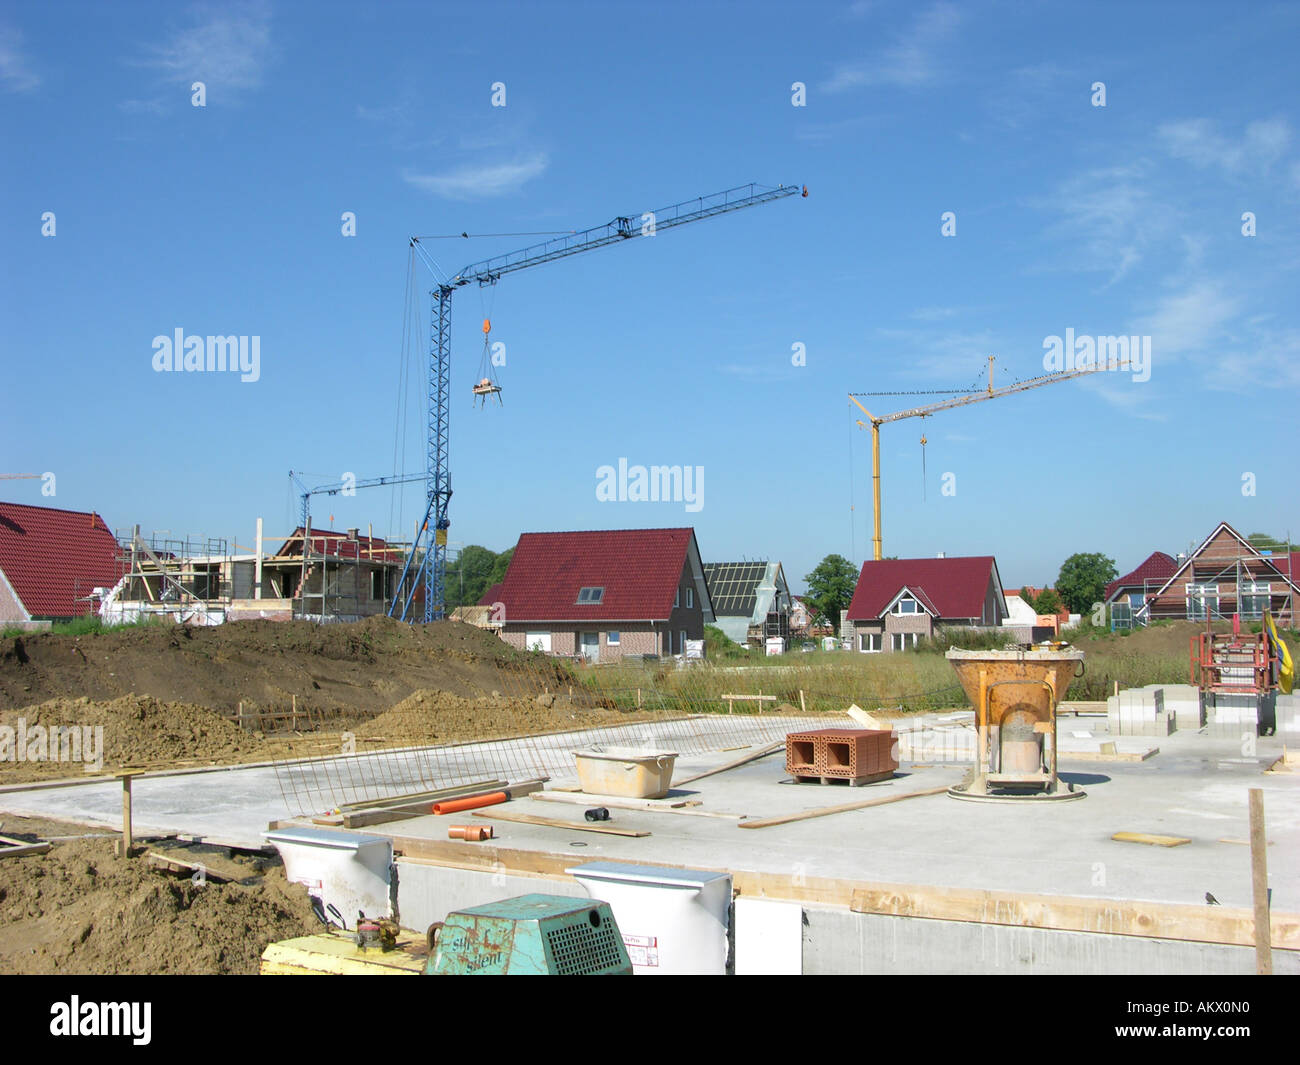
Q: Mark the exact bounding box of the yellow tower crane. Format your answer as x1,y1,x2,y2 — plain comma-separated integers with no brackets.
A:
849,356,1116,561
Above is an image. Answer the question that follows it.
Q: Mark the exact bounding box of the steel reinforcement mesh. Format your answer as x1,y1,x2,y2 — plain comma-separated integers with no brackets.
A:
271,652,964,816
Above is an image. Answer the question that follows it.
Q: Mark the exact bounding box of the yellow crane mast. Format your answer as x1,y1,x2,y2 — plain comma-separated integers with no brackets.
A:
849,356,1115,561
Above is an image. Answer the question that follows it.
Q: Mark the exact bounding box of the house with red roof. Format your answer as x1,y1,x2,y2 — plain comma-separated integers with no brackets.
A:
0,502,122,624
491,528,714,662
844,555,1007,653
1103,550,1179,629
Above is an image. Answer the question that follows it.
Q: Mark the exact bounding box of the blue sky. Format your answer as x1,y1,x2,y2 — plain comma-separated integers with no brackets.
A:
3,0,1298,593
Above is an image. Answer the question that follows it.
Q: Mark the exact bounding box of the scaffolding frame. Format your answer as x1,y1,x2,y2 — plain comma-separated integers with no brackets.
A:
1134,534,1296,629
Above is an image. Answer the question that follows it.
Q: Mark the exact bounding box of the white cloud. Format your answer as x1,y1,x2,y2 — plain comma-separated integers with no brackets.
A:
1134,281,1240,358
1157,117,1292,175
403,154,549,200
140,3,272,94
822,2,962,92
1037,165,1175,286
0,24,40,93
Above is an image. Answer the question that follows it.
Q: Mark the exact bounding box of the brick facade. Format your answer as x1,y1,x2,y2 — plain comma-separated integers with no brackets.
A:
1143,525,1300,624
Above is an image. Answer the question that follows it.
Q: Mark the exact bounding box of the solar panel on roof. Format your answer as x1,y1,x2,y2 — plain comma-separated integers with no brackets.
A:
703,561,769,617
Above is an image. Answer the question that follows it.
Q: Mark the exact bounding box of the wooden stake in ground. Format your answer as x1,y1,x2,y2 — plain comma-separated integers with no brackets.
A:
116,770,138,857
1250,787,1272,975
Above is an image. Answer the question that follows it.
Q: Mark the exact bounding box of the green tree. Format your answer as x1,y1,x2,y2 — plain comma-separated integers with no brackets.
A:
1247,531,1298,553
488,546,514,587
804,554,858,628
1033,587,1062,614
1055,553,1117,614
445,544,507,609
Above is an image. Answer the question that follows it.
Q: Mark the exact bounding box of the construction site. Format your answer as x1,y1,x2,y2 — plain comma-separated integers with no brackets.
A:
0,592,1295,977
2,167,1298,980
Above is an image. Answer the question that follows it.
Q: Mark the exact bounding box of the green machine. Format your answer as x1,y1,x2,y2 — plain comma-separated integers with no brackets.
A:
426,894,632,975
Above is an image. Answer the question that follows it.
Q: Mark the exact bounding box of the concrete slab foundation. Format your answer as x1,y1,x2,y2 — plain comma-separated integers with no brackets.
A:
3,714,1296,975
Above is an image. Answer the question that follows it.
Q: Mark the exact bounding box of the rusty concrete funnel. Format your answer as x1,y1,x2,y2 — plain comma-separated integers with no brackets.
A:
945,647,1086,802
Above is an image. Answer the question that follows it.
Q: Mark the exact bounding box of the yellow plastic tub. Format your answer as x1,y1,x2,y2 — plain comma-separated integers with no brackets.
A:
572,747,678,799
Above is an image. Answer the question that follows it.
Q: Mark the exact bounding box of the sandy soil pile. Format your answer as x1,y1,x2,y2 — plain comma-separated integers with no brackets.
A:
0,695,272,782
0,617,564,718
0,816,319,974
354,687,648,746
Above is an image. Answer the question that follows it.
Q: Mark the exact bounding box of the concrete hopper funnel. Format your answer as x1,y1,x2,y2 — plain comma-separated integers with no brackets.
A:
945,647,1086,801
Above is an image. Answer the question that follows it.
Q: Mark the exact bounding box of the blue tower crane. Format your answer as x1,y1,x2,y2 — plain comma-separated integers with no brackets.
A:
392,181,806,623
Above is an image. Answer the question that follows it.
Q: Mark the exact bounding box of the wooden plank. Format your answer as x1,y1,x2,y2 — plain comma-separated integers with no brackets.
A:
1060,747,1157,763
1250,788,1272,975
739,785,949,829
260,932,425,975
1110,832,1191,848
847,885,1298,951
673,741,786,787
531,791,693,810
384,834,1300,951
146,844,260,883
340,779,506,813
336,779,546,827
470,809,650,837
530,792,744,820
0,835,51,859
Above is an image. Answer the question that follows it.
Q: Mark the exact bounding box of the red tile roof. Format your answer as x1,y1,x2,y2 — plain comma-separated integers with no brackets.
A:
846,556,999,621
0,502,122,619
478,582,504,607
276,527,399,562
496,528,697,622
1104,551,1177,601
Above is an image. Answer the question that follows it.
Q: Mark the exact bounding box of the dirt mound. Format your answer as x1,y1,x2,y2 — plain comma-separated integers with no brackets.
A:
0,695,271,782
0,618,567,720
0,821,319,974
354,688,646,746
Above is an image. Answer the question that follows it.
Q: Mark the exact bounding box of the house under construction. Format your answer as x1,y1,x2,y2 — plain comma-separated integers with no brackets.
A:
1137,522,1298,627
100,523,421,625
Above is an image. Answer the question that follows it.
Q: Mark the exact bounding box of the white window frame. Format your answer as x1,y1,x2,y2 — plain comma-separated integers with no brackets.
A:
1186,583,1218,622
686,587,693,608
1241,581,1270,620
577,586,604,604
859,632,881,653
674,588,680,608
893,595,919,615
607,630,620,646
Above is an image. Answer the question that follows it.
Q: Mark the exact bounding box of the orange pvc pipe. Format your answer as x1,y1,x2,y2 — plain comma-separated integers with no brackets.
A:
448,825,494,841
432,791,508,816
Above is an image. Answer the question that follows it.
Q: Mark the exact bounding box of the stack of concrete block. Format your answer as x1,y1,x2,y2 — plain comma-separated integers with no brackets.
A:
1147,683,1204,730
1107,688,1175,736
1207,692,1259,739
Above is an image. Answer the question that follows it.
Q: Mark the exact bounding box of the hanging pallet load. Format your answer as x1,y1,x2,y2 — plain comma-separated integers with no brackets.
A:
473,318,503,406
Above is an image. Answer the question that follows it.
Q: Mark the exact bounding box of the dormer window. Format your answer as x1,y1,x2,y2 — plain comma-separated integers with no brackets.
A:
577,587,604,604
893,595,919,615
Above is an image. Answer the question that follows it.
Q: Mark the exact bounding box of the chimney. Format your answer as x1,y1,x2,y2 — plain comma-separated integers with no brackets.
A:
347,528,359,541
